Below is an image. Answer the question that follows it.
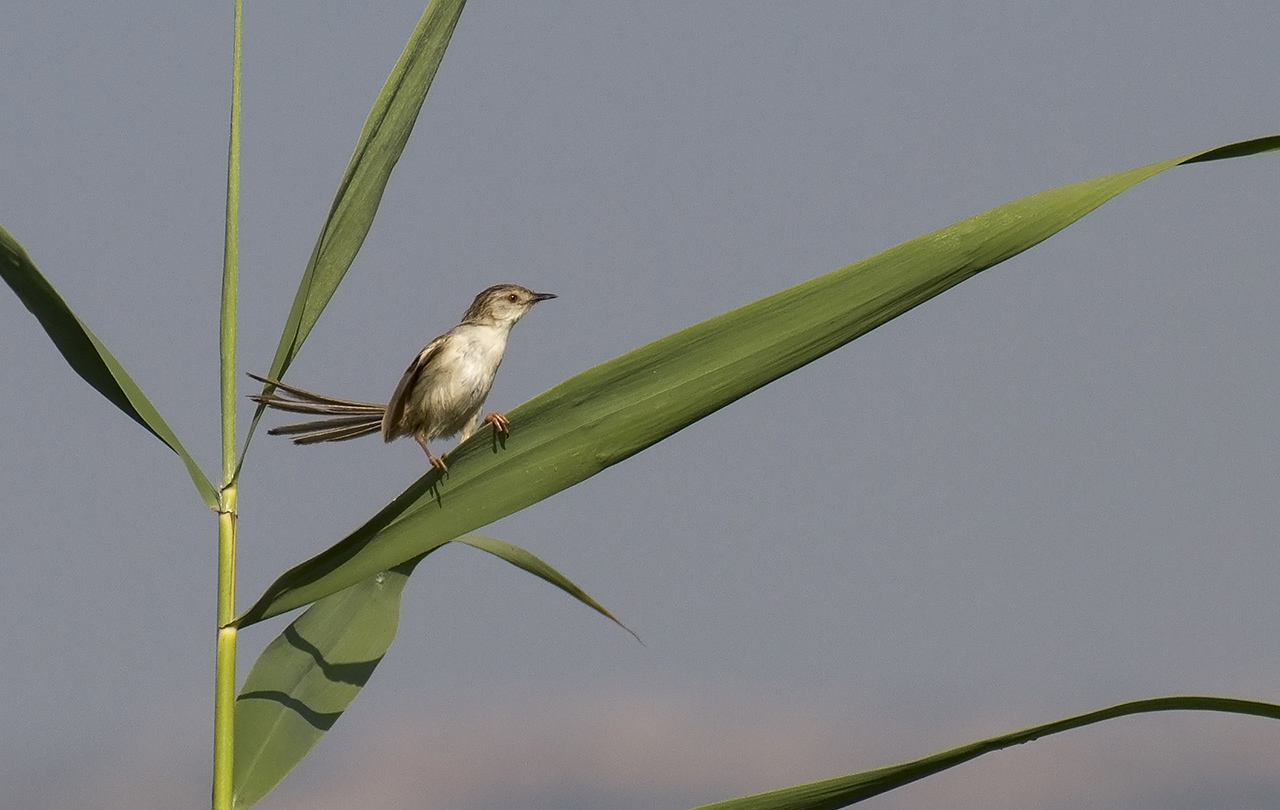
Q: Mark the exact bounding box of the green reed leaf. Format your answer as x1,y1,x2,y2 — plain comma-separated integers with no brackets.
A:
239,135,1280,627
0,224,217,507
232,535,625,807
689,696,1280,810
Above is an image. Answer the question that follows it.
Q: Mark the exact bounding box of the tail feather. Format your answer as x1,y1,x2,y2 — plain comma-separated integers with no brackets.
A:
252,396,382,417
266,415,380,436
250,373,386,445
287,421,382,444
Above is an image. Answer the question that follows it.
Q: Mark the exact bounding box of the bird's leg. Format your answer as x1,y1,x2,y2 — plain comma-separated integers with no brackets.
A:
481,412,510,435
415,434,448,471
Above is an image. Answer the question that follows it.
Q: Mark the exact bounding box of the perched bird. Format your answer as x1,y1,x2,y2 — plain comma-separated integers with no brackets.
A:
251,283,556,470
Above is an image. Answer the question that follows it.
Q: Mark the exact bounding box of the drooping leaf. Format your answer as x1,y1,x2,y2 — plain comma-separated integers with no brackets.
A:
238,134,1280,627
451,535,638,640
0,224,217,507
232,535,625,807
687,696,1280,810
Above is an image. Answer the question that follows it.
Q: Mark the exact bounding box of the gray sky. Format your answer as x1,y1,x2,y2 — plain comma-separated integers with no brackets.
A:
2,2,1279,808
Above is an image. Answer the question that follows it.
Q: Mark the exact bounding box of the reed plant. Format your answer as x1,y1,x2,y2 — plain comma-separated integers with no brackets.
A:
2,2,1277,807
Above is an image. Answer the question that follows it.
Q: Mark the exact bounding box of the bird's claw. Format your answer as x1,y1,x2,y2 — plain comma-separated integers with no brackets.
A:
416,435,449,471
482,412,511,434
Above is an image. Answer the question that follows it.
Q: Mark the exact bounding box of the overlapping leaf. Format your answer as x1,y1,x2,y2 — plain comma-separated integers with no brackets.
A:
232,560,409,809
0,224,217,507
232,536,629,808
237,135,1280,627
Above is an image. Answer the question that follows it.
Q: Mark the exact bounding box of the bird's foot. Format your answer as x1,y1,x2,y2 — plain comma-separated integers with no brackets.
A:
482,412,511,434
416,435,449,471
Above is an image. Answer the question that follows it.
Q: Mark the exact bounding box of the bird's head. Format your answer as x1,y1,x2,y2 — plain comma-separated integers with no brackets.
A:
462,284,557,327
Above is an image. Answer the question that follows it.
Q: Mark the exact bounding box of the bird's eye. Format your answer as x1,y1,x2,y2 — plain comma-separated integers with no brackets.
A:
507,294,519,302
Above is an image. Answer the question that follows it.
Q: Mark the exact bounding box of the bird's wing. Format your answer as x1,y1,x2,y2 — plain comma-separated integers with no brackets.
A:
382,333,447,440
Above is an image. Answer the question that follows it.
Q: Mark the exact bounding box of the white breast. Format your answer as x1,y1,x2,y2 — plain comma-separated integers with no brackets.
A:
413,324,510,439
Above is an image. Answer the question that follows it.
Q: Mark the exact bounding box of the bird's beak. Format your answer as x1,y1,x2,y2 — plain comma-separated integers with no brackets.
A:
532,291,558,302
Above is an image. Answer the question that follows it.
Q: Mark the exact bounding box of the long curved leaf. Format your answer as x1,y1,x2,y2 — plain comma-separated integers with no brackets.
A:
0,224,217,507
232,535,626,808
688,696,1280,810
238,134,1280,627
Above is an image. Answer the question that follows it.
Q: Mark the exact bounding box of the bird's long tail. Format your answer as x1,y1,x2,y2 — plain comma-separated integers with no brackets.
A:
248,373,385,443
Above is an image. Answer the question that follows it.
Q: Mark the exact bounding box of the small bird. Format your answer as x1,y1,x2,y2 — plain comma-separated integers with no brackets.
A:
251,283,556,471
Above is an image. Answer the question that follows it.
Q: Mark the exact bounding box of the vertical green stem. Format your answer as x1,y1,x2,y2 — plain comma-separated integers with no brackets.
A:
214,0,243,808
214,496,238,808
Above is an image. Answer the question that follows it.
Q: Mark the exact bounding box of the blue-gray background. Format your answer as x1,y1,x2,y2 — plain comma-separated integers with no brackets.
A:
2,3,1278,808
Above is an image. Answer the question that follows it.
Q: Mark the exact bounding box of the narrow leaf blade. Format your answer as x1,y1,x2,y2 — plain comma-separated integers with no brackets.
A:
0,224,217,507
262,0,466,383
239,135,1280,626
239,0,467,472
688,696,1280,810
454,535,639,641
